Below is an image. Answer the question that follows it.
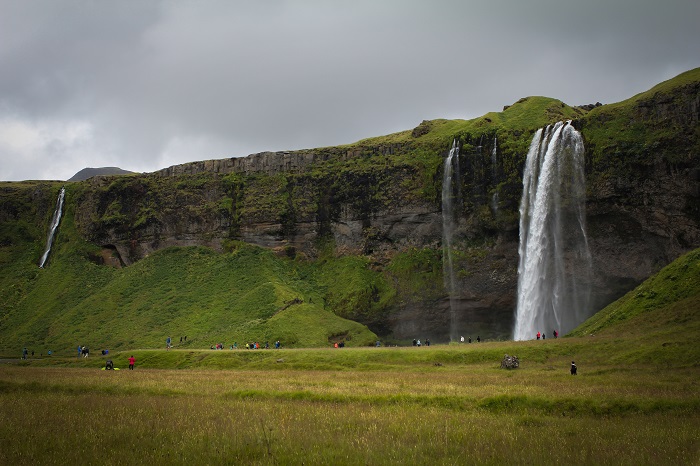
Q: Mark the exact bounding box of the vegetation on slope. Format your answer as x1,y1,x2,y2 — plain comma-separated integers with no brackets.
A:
0,184,380,352
570,247,700,334
568,247,700,365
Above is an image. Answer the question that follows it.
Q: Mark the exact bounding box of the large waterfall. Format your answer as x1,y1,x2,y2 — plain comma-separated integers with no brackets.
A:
39,187,66,268
514,122,592,340
442,140,460,341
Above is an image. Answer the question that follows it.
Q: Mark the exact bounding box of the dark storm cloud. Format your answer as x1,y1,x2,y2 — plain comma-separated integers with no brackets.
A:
1,0,698,181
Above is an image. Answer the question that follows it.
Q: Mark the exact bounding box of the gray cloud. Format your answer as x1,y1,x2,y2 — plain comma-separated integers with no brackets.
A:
1,0,698,181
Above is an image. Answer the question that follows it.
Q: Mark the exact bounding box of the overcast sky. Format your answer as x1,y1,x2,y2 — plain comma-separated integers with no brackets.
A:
1,0,698,181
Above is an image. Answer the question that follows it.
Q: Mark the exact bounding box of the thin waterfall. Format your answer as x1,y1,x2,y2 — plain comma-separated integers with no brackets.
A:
490,136,499,214
514,122,592,340
442,140,460,341
39,187,66,268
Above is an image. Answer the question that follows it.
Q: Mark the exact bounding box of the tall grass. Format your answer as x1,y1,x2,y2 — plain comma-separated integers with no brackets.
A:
1,361,698,465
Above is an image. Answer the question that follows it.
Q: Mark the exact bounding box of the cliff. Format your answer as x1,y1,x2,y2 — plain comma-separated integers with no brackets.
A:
2,68,699,343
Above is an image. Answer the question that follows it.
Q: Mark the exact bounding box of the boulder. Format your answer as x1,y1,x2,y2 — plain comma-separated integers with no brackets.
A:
501,354,519,369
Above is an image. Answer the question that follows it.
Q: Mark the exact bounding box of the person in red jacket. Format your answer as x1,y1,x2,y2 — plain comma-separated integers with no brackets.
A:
128,355,135,370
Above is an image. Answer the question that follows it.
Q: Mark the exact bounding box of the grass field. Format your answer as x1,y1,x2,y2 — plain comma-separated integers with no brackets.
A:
1,245,697,464
1,340,698,465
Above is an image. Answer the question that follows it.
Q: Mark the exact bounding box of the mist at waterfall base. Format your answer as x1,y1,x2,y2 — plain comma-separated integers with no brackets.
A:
38,187,66,268
442,140,460,341
514,122,592,341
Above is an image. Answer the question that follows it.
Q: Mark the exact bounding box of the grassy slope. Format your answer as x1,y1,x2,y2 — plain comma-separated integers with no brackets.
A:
0,186,378,352
9,247,698,369
583,67,700,165
566,247,700,365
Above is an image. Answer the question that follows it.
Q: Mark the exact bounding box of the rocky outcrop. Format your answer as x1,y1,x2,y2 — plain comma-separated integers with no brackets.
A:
582,78,700,312
501,354,519,369
154,143,412,178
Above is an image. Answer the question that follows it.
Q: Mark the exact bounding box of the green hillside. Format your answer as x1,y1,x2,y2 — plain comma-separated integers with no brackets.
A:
567,247,700,365
571,247,700,335
0,185,380,353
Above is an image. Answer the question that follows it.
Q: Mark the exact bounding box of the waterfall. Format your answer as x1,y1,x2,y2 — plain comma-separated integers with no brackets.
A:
490,136,499,214
39,187,66,268
442,140,460,341
514,122,592,340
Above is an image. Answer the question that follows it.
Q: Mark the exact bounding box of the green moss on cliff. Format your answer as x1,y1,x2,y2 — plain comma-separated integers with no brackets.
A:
386,247,444,302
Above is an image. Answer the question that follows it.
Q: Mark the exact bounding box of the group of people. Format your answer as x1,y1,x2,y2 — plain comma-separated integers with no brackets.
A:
104,355,136,370
209,341,282,350
412,339,431,346
165,336,190,349
21,348,54,358
459,336,481,343
536,330,558,340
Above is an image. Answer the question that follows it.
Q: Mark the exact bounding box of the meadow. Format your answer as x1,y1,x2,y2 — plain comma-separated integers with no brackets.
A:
1,341,698,465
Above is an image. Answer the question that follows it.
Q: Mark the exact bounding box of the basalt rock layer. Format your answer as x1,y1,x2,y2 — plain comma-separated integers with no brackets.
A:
3,69,699,342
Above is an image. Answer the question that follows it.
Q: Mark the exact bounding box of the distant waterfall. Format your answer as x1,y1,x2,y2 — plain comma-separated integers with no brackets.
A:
490,136,499,214
442,140,460,341
39,187,66,268
514,122,592,340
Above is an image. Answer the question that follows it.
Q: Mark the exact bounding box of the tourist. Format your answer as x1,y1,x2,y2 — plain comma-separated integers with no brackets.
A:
166,336,171,349
553,330,558,338
460,336,464,343
571,361,577,375
129,355,135,370
476,336,481,343
22,347,28,360
536,331,541,340
468,337,472,343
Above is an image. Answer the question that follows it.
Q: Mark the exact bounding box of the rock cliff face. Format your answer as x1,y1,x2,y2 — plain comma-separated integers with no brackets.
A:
583,78,700,316
27,69,700,341
154,143,411,177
